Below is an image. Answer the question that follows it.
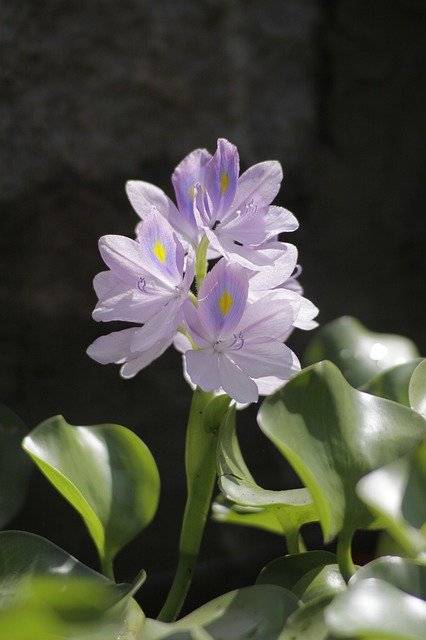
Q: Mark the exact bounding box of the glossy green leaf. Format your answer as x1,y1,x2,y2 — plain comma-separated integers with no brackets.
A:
409,360,426,419
143,584,299,639
326,558,426,639
357,444,426,558
217,406,317,546
212,496,284,535
304,316,419,387
258,361,426,543
257,551,337,591
280,596,334,640
0,531,145,639
22,416,160,572
292,564,346,604
0,405,32,528
361,359,423,405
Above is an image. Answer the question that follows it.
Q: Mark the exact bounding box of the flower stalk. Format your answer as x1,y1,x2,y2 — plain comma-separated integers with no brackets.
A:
158,388,230,622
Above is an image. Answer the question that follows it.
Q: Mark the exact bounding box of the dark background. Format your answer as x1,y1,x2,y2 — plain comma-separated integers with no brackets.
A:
1,0,425,617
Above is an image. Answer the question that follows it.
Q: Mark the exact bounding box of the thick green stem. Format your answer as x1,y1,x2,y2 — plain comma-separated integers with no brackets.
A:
158,389,228,622
195,235,209,292
337,530,356,582
101,553,115,581
285,529,301,555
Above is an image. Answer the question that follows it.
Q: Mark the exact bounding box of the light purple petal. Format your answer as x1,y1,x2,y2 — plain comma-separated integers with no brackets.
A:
137,212,184,287
198,259,248,340
172,148,211,234
130,297,182,352
185,349,220,392
253,376,285,396
237,294,299,340
230,339,299,380
183,299,211,347
120,338,172,379
233,161,283,213
93,283,166,324
264,206,299,235
248,243,298,293
206,231,274,270
218,354,258,404
204,139,239,218
99,235,150,287
173,332,192,354
218,203,268,246
272,289,319,330
126,180,195,244
87,328,137,365
93,271,120,299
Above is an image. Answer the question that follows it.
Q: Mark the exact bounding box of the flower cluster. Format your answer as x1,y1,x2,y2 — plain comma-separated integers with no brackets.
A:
87,139,318,403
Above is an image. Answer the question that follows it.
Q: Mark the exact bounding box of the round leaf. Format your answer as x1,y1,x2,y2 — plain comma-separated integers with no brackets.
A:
409,360,426,419
142,584,299,639
258,361,426,542
362,359,423,406
22,416,160,568
0,405,32,528
292,564,346,604
0,531,145,640
280,596,334,640
304,317,419,387
326,578,426,639
350,556,426,599
257,551,337,591
357,443,426,557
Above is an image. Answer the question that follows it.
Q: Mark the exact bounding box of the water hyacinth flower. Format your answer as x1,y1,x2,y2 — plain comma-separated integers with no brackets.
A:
182,259,301,403
126,138,299,270
87,212,194,376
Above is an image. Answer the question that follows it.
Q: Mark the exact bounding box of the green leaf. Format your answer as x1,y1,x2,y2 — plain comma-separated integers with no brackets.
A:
326,558,426,639
409,360,426,419
143,584,299,639
357,443,426,558
258,361,426,544
22,416,160,573
292,564,346,604
0,405,32,528
0,531,145,639
304,317,419,387
212,496,284,535
361,359,423,405
280,596,334,640
257,551,337,591
217,406,317,548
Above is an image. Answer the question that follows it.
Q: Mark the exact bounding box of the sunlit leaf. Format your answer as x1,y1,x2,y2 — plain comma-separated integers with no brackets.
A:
22,416,160,572
142,584,299,639
217,406,317,545
212,496,284,535
257,551,337,591
280,596,333,640
357,443,426,558
292,564,346,604
409,360,426,419
0,531,145,639
304,316,419,387
258,361,426,544
361,359,423,406
326,557,426,639
0,405,32,528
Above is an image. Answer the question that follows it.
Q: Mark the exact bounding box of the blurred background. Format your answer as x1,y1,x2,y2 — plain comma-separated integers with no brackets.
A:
1,0,425,617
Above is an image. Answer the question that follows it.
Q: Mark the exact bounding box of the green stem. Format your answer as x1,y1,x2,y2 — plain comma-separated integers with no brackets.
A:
195,235,209,292
101,553,115,581
285,529,300,555
158,389,227,622
337,530,356,582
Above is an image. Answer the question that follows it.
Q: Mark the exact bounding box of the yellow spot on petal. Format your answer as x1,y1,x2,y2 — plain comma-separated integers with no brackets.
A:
220,172,229,196
153,240,166,263
218,291,233,317
188,185,196,201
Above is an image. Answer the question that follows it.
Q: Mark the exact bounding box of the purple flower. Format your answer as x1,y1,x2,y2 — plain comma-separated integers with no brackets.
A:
193,139,299,269
182,259,300,403
87,212,194,375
